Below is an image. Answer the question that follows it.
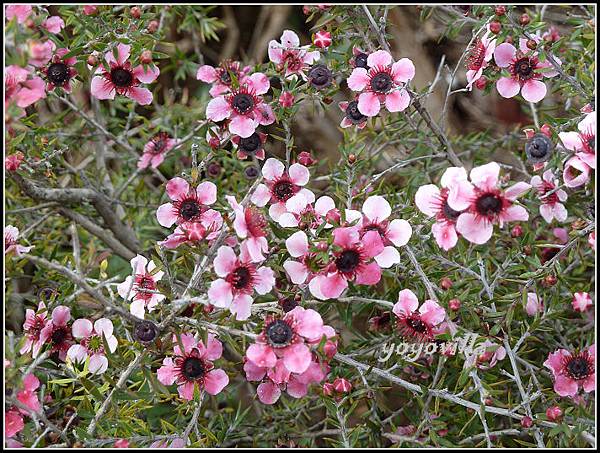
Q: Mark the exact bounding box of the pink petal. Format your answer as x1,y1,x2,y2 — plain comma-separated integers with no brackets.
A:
500,205,529,222
320,273,348,299
196,181,217,205
52,306,71,325
157,358,178,385
93,318,113,338
72,319,93,339
367,50,392,67
358,91,381,117
244,359,267,381
204,369,229,395
558,131,583,152
247,72,270,95
208,279,233,308
504,182,531,200
280,29,300,47
156,203,177,228
283,260,308,284
196,65,217,82
213,246,237,277
229,115,257,138
554,375,578,397
355,261,382,285
178,381,196,401
127,87,153,105
247,343,277,368
415,185,441,216
387,219,412,247
294,308,324,340
288,163,310,186
496,76,520,99
419,300,446,326
262,158,285,181
493,42,516,68
133,64,160,84
250,184,271,207
89,354,108,374
333,227,359,248
115,43,131,66
361,230,385,258
393,289,419,316
254,267,275,295
470,162,500,191
447,180,475,211
267,42,283,64
347,68,369,91
257,381,281,404
282,343,312,374
286,231,308,257
374,246,400,268
431,222,458,251
286,378,308,398
362,195,391,222
456,213,493,245
90,76,115,100
391,58,416,83
231,294,253,320
385,89,410,112
521,79,547,103
206,96,231,122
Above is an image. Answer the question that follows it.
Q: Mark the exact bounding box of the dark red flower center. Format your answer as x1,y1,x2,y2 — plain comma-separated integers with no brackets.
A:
181,357,206,380
371,72,393,93
346,100,366,123
180,200,201,221
266,320,294,347
47,62,70,86
475,193,503,216
406,316,427,333
228,265,252,290
111,67,134,87
335,249,361,273
51,326,69,345
232,93,254,113
245,207,267,237
565,353,593,380
281,51,304,72
238,133,261,153
273,180,295,202
442,200,461,221
397,312,433,342
513,57,534,81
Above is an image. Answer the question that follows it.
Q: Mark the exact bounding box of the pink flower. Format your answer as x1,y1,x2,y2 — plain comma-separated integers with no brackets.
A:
91,43,159,105
466,26,496,90
114,439,130,448
531,169,568,223
207,246,275,320
42,15,65,34
39,48,78,92
475,340,506,369
345,195,412,268
196,60,250,96
67,318,118,374
5,152,25,171
117,255,166,319
5,4,32,23
415,167,469,250
493,39,559,103
347,50,415,116
5,408,25,438
525,292,543,316
392,289,446,342
231,131,267,160
205,72,274,138
589,231,596,251
277,194,336,229
5,65,46,111
28,40,56,67
246,307,332,376
156,177,218,228
157,333,228,400
572,292,593,313
20,301,48,356
449,162,531,245
226,195,269,262
38,306,72,360
283,230,327,287
268,30,320,79
310,227,384,300
16,373,41,414
562,155,591,188
5,225,33,256
338,100,368,129
138,132,179,169
279,91,295,108
251,158,314,222
159,215,223,249
559,111,595,170
313,30,332,49
82,5,98,15
544,344,595,397
546,405,563,421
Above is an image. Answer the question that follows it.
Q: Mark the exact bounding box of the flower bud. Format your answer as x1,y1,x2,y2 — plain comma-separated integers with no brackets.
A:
489,21,502,34
324,340,338,359
87,55,98,66
526,39,537,50
333,377,352,393
474,76,487,90
322,382,335,396
546,406,562,421
521,416,533,428
140,50,153,64
348,154,356,164
279,91,295,108
313,30,332,49
494,6,507,16
131,6,142,19
297,151,317,167
449,299,461,311
147,20,159,33
520,13,530,26
440,277,453,290
134,320,159,343
511,224,523,238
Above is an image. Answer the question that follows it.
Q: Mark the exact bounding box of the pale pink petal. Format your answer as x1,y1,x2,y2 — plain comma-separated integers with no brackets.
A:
281,30,300,47
315,196,336,217
558,131,583,152
361,230,385,258
247,72,270,95
294,308,324,340
320,273,348,299
347,68,369,91
358,91,381,117
178,381,195,401
391,58,416,83
283,343,312,374
286,231,309,257
157,358,178,385
196,181,217,205
52,306,71,325
262,158,285,181
456,213,493,244
72,319,93,339
284,260,308,284
504,182,531,200
89,354,109,374
496,77,520,99
355,261,382,285
521,79,547,103
206,96,231,122
208,279,233,308
247,343,277,368
268,202,288,222
374,246,400,268
127,87,153,105
367,50,392,67
415,185,441,217
432,222,458,251
156,203,177,228
447,180,476,211
257,381,281,404
229,115,257,138
267,42,283,64
67,344,88,363
93,318,113,338
244,359,267,381
554,375,578,397
90,76,115,100
419,300,446,326
387,219,412,247
133,64,160,83
500,205,529,222
196,65,218,82
231,294,253,320
288,163,310,186
493,42,516,68
470,162,500,191
394,289,419,316
385,89,410,112
254,267,276,295
362,195,391,222
286,378,308,398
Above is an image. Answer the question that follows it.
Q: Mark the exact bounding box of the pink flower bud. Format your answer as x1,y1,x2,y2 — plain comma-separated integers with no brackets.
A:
42,16,65,34
323,340,337,359
313,30,332,49
208,136,221,149
572,292,593,312
521,416,533,428
539,124,552,137
83,6,98,16
333,377,352,393
449,299,461,311
114,439,130,448
511,224,523,238
279,91,295,108
546,406,562,421
5,152,24,172
322,382,335,396
297,151,316,167
325,209,341,224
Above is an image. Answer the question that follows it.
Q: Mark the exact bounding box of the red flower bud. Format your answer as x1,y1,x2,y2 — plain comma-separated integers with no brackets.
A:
313,30,332,49
520,13,531,26
130,6,142,19
546,406,562,421
511,224,523,238
494,6,507,16
333,377,352,393
147,20,159,33
324,340,338,359
489,21,502,34
521,416,533,428
278,91,295,108
440,277,453,290
449,299,461,311
140,50,153,65
474,76,488,90
297,151,317,167
322,382,335,396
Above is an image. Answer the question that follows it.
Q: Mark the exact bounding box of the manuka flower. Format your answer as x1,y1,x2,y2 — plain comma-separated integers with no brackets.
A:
559,110,595,170
37,306,72,360
20,302,48,357
345,195,412,268
465,26,496,90
493,38,559,103
276,194,337,229
531,169,568,223
117,254,166,319
338,100,368,129
562,155,591,188
207,245,275,320
231,131,267,160
309,227,384,300
156,177,218,228
5,65,46,115
196,59,251,96
392,289,446,342
268,30,320,79
37,48,77,92
246,307,333,374
251,158,315,222
572,292,593,313
226,195,269,262
91,43,160,105
205,72,274,138
525,292,543,316
283,230,329,286
347,50,415,116
448,162,531,245
544,344,595,397
138,132,180,169
415,167,468,251
5,4,33,23
5,225,33,256
157,333,229,400
159,214,223,250
67,318,118,375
